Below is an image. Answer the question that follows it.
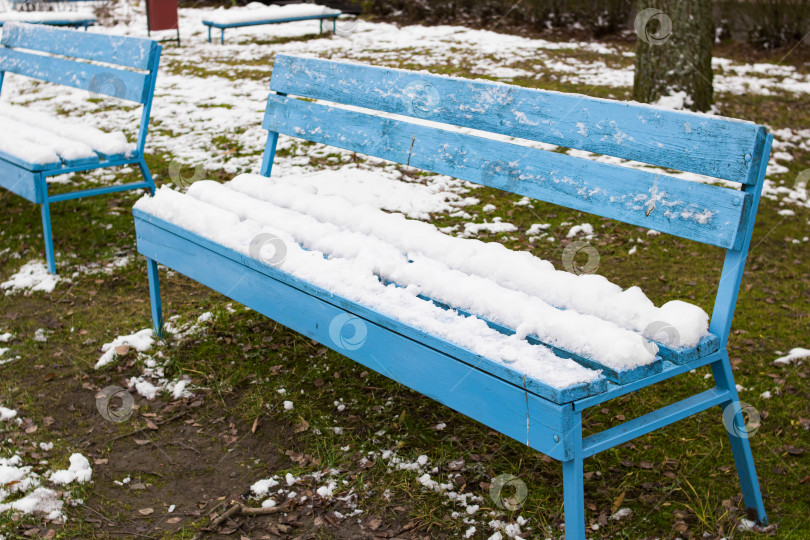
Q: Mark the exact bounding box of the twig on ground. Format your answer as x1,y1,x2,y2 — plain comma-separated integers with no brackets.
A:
189,500,286,540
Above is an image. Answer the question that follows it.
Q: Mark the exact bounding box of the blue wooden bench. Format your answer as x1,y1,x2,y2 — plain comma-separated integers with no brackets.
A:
0,11,96,29
0,23,161,274
201,5,342,44
133,54,771,538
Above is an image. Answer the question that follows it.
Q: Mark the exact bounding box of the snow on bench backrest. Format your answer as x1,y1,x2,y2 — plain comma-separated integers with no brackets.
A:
0,22,159,103
265,54,771,250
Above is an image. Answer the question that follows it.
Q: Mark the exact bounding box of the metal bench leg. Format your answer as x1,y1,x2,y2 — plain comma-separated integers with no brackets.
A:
562,412,586,539
138,158,157,195
147,258,164,338
711,353,768,524
40,199,57,275
221,29,225,45
319,19,323,34
207,26,212,43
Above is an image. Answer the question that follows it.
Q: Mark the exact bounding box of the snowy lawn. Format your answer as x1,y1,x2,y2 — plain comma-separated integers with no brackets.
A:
0,2,808,538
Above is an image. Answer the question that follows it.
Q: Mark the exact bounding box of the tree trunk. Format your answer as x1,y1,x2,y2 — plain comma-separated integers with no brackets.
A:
633,0,714,112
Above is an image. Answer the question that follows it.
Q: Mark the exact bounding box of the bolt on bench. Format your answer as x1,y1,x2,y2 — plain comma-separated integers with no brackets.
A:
0,23,161,274
133,54,771,538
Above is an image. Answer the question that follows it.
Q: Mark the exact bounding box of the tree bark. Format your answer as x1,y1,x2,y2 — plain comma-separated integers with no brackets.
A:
633,0,714,112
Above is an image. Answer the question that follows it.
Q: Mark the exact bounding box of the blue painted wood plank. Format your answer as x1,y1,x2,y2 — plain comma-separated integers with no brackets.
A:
581,387,730,458
134,209,608,404
0,49,149,103
270,54,767,184
0,147,62,173
58,154,101,169
0,158,39,202
262,94,751,249
41,156,140,177
656,333,720,365
134,214,585,459
710,135,774,345
1,22,157,70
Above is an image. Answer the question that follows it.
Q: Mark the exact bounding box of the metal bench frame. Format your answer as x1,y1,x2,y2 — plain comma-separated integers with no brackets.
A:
134,54,771,539
0,23,161,273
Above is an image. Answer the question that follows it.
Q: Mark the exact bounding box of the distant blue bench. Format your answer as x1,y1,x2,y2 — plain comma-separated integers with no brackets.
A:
0,12,96,29
134,54,771,538
201,7,341,44
0,23,161,274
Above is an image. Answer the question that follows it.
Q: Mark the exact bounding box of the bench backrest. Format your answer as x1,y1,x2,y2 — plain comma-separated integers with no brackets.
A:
260,54,772,343
0,22,161,156
0,23,159,104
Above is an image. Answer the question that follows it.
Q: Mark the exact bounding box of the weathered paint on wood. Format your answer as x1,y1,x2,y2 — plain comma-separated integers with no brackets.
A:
0,23,161,273
0,158,39,202
419,294,662,385
657,334,720,365
263,93,751,249
270,54,767,184
1,22,157,70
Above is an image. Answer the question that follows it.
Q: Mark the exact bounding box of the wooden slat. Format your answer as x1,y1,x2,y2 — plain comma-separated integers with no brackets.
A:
1,22,157,70
0,157,39,202
135,214,581,459
270,54,768,184
0,146,62,172
262,94,751,249
134,209,608,405
0,49,149,103
658,334,720,365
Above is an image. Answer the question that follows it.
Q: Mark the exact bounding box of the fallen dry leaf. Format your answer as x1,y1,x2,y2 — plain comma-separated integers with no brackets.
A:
294,417,309,433
612,491,626,514
138,508,154,515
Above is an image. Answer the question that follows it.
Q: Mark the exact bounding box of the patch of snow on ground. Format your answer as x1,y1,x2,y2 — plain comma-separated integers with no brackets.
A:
0,448,93,524
49,454,92,485
0,406,19,423
462,219,518,237
566,223,594,238
1,261,60,295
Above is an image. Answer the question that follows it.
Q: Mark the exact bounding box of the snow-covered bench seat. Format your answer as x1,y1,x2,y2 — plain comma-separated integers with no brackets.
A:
133,54,773,539
201,3,341,44
0,11,96,30
0,23,161,273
